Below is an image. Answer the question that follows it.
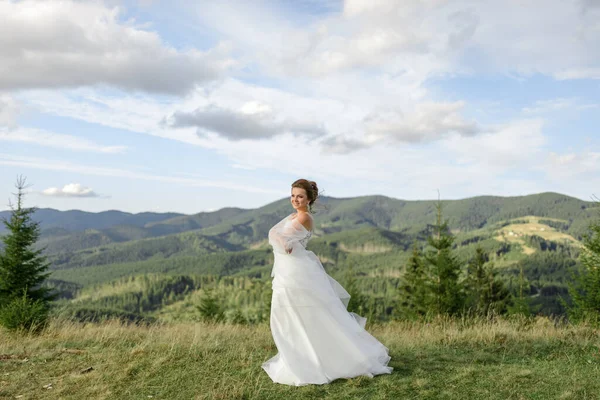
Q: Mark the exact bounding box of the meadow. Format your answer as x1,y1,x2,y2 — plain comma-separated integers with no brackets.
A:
1,317,600,399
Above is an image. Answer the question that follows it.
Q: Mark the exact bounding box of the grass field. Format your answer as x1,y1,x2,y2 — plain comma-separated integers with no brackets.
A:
495,216,581,256
2,317,600,399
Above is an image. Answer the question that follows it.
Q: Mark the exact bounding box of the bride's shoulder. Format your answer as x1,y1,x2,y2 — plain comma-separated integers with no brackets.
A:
296,212,313,231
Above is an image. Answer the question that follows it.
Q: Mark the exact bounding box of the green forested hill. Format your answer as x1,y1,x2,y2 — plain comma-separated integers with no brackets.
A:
7,192,596,320
49,230,246,270
0,208,185,234
201,192,595,240
6,192,594,256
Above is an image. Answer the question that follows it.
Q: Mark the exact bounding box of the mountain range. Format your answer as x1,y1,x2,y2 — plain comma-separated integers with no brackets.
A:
1,192,595,252
1,192,597,318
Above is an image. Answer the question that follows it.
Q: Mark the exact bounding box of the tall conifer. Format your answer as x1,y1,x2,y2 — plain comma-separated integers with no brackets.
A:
397,244,430,319
424,201,465,316
0,177,53,304
567,203,600,323
466,246,511,316
196,289,225,322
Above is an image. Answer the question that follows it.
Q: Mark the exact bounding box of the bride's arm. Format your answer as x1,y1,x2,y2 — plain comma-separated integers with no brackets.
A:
269,218,308,254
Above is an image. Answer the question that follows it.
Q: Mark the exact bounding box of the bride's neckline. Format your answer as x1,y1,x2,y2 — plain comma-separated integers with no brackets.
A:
288,213,313,233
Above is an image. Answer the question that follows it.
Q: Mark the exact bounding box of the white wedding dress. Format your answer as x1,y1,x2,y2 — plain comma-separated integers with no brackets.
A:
262,213,392,386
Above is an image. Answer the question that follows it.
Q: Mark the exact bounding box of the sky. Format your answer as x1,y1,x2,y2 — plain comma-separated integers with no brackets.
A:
1,0,599,214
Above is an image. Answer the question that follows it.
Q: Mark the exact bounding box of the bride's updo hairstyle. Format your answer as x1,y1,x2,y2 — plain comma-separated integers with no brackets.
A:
292,179,319,213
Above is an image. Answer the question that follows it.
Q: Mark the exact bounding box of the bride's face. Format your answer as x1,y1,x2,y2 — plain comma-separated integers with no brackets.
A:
291,187,309,211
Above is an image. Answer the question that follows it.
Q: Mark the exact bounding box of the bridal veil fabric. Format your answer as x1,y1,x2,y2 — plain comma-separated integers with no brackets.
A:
262,214,393,386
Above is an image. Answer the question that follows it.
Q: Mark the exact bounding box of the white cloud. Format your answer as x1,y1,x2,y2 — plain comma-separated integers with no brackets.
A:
0,94,19,128
442,119,546,169
469,1,600,78
240,101,273,115
581,0,600,12
522,98,599,115
231,163,256,170
192,0,457,81
320,136,370,155
0,0,233,94
167,104,327,141
523,98,579,114
319,101,483,153
546,151,600,177
554,68,600,80
21,79,481,155
201,117,553,203
191,0,600,82
0,153,282,195
0,127,126,154
362,101,481,145
528,150,600,200
20,88,207,146
41,184,100,198
5,0,598,209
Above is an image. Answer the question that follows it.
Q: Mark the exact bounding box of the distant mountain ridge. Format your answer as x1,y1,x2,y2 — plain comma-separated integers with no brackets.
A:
0,208,185,234
1,192,596,259
1,192,595,236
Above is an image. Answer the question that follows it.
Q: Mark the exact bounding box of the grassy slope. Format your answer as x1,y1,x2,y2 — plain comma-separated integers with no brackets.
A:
1,318,600,399
495,216,582,254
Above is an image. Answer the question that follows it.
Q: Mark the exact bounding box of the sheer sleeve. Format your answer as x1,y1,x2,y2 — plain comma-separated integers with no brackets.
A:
269,215,311,254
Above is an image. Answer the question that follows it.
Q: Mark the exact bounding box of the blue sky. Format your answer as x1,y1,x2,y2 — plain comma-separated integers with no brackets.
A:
1,0,599,214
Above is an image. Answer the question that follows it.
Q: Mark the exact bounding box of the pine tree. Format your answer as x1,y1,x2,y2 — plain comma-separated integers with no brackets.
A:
466,246,511,316
196,289,225,322
229,308,247,325
466,246,488,313
566,205,600,323
257,285,272,323
344,262,369,316
397,244,430,319
508,265,531,316
424,201,465,316
0,176,54,305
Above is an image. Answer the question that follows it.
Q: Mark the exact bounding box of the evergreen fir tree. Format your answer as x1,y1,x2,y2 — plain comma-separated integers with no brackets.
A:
229,308,247,325
196,289,225,322
424,201,465,316
0,176,54,305
344,262,369,316
256,286,272,323
466,246,488,313
566,205,600,323
466,246,511,316
397,244,430,319
508,265,531,316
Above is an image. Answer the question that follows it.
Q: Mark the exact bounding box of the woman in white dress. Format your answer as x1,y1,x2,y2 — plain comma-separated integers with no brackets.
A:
262,179,392,386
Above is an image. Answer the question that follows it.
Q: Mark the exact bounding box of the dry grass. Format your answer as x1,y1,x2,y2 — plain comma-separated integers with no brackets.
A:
1,317,600,399
339,243,392,254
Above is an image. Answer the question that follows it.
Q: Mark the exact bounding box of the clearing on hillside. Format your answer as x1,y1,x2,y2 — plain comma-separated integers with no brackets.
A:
495,216,581,256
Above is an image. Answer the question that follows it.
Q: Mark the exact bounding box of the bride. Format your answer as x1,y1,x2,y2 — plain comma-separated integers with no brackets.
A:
262,179,392,386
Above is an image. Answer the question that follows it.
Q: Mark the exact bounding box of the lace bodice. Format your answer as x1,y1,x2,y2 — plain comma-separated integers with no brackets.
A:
295,222,313,248
269,214,314,253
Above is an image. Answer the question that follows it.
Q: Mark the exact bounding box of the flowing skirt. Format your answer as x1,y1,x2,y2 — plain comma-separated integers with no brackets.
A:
262,249,392,386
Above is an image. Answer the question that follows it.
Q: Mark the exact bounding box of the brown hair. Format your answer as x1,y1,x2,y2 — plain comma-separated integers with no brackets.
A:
291,179,319,211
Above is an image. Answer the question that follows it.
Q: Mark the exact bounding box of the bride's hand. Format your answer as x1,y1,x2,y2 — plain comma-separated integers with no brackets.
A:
285,246,293,254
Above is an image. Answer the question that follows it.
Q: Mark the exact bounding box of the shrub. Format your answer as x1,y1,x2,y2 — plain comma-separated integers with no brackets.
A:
0,290,48,332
